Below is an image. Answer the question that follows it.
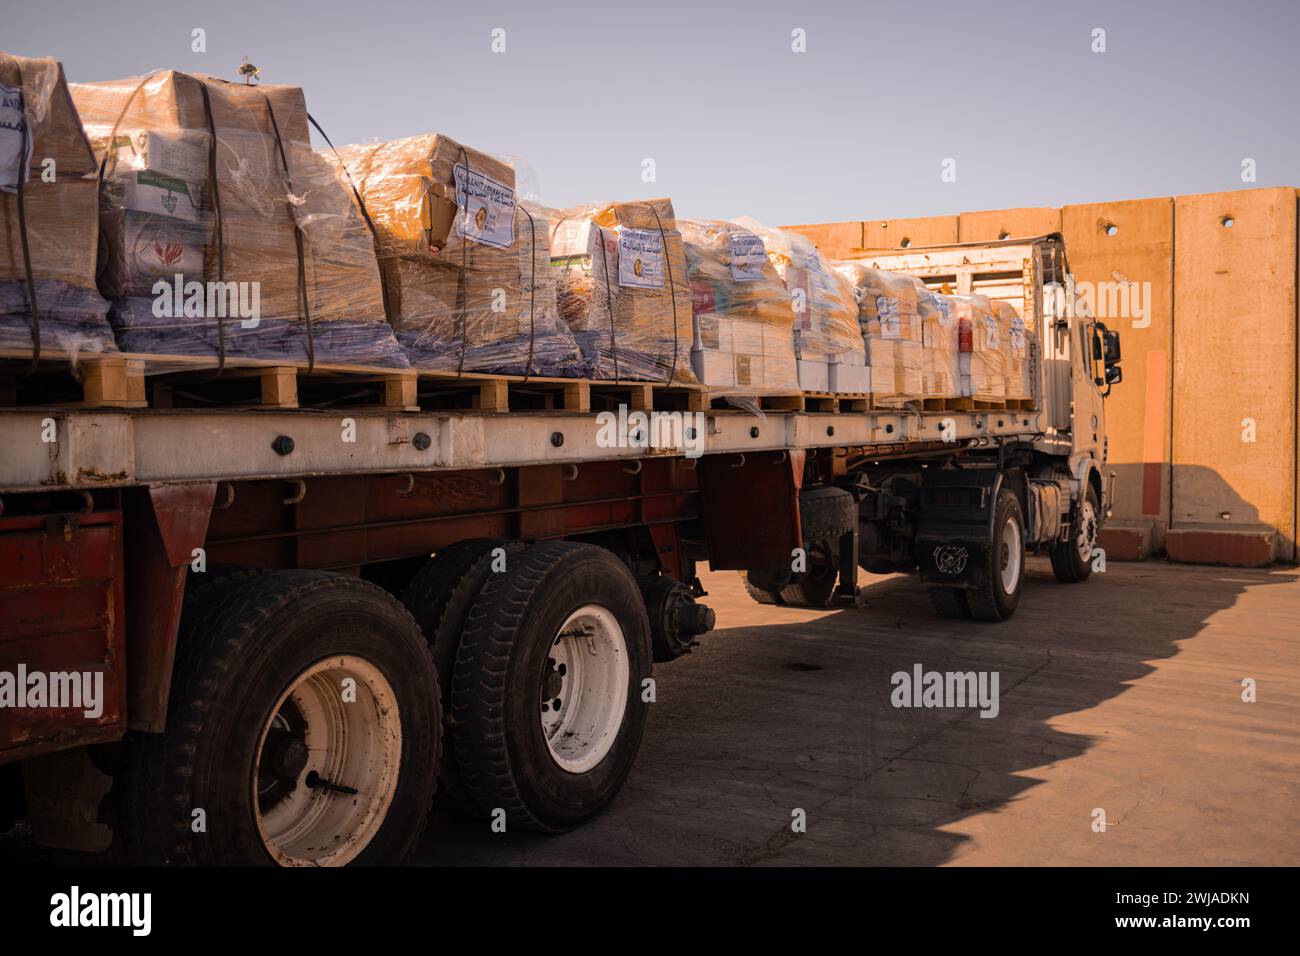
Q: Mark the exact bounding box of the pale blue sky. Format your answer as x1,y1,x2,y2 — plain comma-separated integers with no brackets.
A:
7,0,1297,224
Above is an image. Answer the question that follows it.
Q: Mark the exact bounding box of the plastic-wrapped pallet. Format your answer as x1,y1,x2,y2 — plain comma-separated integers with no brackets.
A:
948,293,1004,402
331,133,581,375
732,218,863,394
679,220,797,400
0,53,113,356
72,71,405,367
995,299,1032,401
833,263,922,406
547,197,696,383
916,280,959,400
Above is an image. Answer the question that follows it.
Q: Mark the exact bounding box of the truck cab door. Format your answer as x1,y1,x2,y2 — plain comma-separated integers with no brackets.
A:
1072,319,1108,464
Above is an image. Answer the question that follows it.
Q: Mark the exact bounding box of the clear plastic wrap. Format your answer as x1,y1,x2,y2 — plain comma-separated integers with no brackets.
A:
547,197,695,383
0,53,113,356
948,293,1004,401
679,219,797,397
732,218,862,393
833,262,922,405
72,71,405,367
333,132,582,375
996,299,1032,401
916,279,959,399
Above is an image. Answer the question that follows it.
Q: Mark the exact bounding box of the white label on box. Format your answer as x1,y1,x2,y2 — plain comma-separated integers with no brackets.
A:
876,296,903,338
728,232,766,282
126,219,205,278
618,228,665,289
114,130,209,184
982,315,1000,349
452,163,516,250
1011,316,1026,350
126,170,203,222
0,84,33,194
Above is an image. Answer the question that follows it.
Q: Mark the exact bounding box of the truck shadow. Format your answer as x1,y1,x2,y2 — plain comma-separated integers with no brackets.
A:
420,559,1295,866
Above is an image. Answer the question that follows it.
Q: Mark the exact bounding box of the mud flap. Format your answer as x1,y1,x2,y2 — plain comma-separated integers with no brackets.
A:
914,468,1003,590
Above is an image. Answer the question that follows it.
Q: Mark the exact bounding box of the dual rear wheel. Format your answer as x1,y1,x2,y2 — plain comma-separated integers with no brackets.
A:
125,542,651,865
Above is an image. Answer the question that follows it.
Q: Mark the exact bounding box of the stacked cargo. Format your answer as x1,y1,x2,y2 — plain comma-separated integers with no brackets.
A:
834,263,924,406
547,197,695,383
0,53,113,355
332,133,580,375
916,281,960,400
734,218,864,393
72,71,405,366
996,299,1032,401
679,219,797,399
948,293,1004,402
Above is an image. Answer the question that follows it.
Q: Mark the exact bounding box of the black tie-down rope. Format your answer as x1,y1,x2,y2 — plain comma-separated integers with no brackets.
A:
259,92,314,371
4,58,40,378
518,203,537,381
593,223,620,383
452,144,472,377
307,112,393,326
642,202,679,388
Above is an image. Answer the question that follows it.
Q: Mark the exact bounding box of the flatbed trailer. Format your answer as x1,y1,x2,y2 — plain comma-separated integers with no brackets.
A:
0,235,1123,865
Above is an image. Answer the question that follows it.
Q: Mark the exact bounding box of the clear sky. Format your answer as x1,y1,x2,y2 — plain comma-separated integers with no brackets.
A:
6,0,1297,224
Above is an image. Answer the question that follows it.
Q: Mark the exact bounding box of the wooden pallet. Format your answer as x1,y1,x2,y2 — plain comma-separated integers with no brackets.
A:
0,352,147,409
0,350,708,414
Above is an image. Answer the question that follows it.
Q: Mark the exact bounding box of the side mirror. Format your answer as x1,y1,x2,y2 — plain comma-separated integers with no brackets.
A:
1105,364,1123,385
1102,328,1121,364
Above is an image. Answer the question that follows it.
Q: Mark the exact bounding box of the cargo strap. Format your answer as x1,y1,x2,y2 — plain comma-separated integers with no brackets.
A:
3,58,40,378
643,202,679,388
195,80,228,373
518,203,537,381
454,144,471,377
260,92,315,371
306,112,393,325
593,224,621,383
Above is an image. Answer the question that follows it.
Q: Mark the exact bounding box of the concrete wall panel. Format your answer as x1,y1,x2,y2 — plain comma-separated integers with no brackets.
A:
1171,187,1297,558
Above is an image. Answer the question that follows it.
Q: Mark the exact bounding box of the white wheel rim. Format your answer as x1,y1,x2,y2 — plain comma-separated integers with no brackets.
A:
252,656,401,867
540,604,630,774
1000,516,1023,593
1076,499,1098,561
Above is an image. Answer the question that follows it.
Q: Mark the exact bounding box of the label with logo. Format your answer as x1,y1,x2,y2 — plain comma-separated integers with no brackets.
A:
618,228,665,289
0,84,32,194
728,232,766,282
125,170,203,222
452,163,516,250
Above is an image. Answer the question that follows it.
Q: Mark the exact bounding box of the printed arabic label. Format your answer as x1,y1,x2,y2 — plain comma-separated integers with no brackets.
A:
618,228,665,289
728,232,766,282
0,84,33,194
452,163,516,250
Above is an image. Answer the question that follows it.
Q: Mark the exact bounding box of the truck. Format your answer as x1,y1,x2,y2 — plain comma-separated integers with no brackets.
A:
0,233,1122,866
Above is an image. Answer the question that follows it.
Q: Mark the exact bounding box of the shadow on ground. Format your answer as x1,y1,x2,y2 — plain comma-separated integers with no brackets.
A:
418,559,1297,866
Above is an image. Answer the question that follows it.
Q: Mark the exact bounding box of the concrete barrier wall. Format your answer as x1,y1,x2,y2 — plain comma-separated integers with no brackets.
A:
1060,199,1174,559
784,186,1299,565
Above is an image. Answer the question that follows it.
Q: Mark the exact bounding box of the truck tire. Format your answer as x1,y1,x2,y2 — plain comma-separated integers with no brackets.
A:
125,570,441,866
928,586,971,619
1050,486,1101,583
450,541,652,832
779,561,839,607
740,572,785,605
403,539,523,815
965,488,1025,622
799,484,857,539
